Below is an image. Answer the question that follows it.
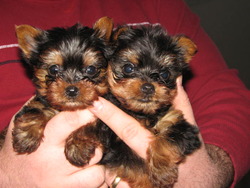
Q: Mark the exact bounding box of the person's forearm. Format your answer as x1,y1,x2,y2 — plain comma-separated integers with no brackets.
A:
205,144,234,187
0,155,13,188
174,143,218,188
174,143,233,188
0,127,7,150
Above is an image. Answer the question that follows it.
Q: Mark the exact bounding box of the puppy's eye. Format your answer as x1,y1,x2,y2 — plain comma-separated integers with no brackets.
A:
123,64,134,74
86,65,97,75
159,70,170,80
49,65,59,75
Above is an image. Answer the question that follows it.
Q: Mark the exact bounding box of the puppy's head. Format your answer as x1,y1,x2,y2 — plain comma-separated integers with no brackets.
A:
108,25,197,114
16,17,113,110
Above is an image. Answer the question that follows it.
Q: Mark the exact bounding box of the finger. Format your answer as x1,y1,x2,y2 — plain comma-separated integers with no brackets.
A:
89,97,152,159
116,181,130,188
105,171,130,188
173,76,196,125
67,165,105,188
1,118,15,150
99,182,109,188
88,147,103,166
43,109,97,146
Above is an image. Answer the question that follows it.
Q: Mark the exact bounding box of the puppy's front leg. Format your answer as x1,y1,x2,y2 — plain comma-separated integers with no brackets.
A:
12,97,56,153
147,109,201,187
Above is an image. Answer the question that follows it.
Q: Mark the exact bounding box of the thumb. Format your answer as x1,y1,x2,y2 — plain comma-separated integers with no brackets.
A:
173,76,196,125
67,165,106,187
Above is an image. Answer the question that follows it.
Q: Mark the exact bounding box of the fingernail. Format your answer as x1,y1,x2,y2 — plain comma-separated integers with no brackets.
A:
91,100,104,112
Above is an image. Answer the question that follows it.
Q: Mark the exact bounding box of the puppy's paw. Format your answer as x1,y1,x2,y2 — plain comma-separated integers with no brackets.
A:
65,127,100,167
167,120,201,155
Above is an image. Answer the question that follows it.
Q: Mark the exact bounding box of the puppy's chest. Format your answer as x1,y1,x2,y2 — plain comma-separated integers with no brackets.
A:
133,113,162,130
130,106,171,132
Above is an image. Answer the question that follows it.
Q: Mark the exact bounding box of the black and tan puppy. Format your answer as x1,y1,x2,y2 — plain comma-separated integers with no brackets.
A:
12,17,113,166
100,25,201,188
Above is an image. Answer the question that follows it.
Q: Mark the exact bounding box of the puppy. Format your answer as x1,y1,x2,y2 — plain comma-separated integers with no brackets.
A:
100,24,201,188
12,17,113,166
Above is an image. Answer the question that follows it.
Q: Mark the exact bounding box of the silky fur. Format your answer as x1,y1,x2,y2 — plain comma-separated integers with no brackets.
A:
11,17,114,167
99,25,201,188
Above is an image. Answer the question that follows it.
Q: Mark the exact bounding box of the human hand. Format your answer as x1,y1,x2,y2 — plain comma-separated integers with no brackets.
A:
89,96,152,187
0,107,106,188
88,76,208,187
172,77,224,188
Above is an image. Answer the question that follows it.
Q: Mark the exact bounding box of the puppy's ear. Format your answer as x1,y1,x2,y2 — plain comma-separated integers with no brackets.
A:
15,25,42,58
93,16,113,40
112,26,129,41
174,35,197,63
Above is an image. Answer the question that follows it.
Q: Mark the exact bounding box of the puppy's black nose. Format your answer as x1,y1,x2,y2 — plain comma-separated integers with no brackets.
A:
141,83,155,95
65,86,79,98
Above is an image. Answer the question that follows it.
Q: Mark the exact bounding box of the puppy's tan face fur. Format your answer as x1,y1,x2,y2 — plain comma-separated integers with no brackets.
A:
16,17,113,111
108,65,177,114
34,48,107,111
108,25,197,114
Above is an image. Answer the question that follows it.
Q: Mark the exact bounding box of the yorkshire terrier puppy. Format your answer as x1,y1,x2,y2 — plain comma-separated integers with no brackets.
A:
12,17,113,166
100,25,201,188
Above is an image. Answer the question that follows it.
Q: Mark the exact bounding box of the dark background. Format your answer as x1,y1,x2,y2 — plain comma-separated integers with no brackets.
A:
185,0,250,89
184,0,250,187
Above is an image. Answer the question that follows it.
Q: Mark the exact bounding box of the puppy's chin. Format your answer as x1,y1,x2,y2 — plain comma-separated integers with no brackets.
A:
51,100,94,111
47,92,99,111
124,99,161,114
115,96,168,114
